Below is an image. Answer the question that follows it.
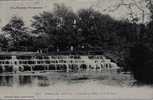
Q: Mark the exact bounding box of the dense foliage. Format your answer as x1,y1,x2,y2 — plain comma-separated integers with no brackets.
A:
1,4,153,84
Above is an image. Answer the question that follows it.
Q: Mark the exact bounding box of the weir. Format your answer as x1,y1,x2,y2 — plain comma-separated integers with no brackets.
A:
0,52,120,73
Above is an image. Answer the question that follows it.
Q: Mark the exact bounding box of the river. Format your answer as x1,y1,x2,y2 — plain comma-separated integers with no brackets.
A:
0,72,152,99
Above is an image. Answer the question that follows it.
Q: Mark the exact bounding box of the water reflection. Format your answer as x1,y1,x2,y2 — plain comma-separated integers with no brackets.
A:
0,76,13,86
0,75,51,87
0,74,93,87
19,76,33,86
0,72,133,87
0,73,80,87
37,76,50,87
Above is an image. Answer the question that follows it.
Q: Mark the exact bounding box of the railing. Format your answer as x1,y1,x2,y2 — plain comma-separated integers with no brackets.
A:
0,58,111,64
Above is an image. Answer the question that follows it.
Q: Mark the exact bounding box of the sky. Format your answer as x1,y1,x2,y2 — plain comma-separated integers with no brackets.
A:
0,0,150,29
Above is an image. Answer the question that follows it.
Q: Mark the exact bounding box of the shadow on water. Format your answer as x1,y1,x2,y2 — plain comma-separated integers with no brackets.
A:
19,76,33,86
0,72,134,87
0,76,13,87
37,76,50,87
0,74,91,87
0,75,51,87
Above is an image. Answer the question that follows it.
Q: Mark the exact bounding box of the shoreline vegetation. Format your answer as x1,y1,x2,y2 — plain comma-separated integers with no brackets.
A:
0,3,153,84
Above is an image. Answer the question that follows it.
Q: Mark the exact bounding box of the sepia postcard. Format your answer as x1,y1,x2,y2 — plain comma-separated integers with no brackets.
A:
0,0,152,100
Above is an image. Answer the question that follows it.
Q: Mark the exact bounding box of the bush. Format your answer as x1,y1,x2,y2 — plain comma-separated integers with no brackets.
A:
127,43,153,84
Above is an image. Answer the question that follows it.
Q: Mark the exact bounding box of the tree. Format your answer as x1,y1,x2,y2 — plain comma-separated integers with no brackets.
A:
32,4,79,51
103,0,147,23
77,8,133,53
33,34,50,52
122,0,153,84
146,0,153,20
53,4,79,51
145,0,153,46
0,34,8,51
127,43,153,84
2,16,31,51
78,8,109,48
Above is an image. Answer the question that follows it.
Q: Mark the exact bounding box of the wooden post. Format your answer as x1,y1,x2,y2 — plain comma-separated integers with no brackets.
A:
94,64,96,72
47,65,49,71
78,64,80,72
101,63,104,72
66,64,69,72
55,63,57,72
103,63,106,71
86,64,89,72
31,65,33,72
99,64,102,72
2,65,5,72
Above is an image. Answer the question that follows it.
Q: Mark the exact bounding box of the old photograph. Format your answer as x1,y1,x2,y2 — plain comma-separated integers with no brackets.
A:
0,0,153,99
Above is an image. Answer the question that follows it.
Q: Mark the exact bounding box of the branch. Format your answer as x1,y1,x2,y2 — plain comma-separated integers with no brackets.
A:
103,0,146,23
